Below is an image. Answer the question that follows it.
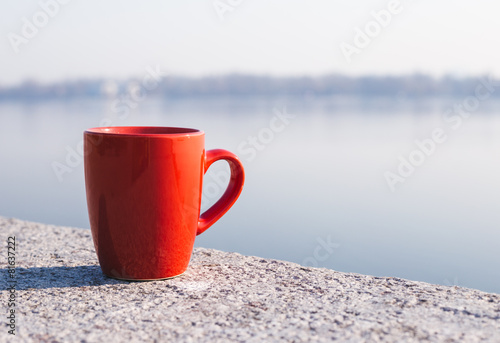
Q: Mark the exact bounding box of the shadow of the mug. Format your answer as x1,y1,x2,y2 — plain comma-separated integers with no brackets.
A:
0,265,128,290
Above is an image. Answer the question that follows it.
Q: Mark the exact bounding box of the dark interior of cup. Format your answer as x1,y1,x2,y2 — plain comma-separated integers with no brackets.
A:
86,127,200,135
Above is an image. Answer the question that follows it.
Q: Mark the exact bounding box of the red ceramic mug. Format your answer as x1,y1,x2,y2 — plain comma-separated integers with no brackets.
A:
84,127,245,280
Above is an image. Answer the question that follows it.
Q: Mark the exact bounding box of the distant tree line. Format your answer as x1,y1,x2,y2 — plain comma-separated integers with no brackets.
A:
0,74,498,101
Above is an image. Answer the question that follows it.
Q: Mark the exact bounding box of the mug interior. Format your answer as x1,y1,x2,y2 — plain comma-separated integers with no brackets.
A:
85,126,202,136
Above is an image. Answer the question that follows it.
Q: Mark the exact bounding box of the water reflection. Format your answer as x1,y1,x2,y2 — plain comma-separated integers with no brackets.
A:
0,96,499,293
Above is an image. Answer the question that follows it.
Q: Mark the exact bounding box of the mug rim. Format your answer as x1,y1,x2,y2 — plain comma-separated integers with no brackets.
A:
85,126,204,137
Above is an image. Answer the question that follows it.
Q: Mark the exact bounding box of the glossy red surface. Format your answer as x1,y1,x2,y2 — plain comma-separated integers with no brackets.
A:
84,127,245,280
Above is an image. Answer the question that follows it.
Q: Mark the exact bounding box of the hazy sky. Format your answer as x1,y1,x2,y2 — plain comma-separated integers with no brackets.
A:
1,0,498,86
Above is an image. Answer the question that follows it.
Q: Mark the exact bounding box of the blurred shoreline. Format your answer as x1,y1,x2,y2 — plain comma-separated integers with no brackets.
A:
1,74,499,102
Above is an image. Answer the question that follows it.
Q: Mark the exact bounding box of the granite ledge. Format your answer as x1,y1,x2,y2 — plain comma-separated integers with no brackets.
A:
0,216,499,343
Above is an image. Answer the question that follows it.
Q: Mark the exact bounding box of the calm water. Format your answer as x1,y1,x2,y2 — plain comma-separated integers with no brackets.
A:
1,95,499,293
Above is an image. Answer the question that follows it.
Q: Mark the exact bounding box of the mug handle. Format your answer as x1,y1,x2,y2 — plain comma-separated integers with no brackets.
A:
197,149,245,235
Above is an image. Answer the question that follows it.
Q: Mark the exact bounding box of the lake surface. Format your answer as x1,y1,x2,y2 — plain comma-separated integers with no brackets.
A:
1,95,499,293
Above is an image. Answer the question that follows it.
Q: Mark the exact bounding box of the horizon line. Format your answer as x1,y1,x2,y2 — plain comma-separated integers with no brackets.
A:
2,72,497,88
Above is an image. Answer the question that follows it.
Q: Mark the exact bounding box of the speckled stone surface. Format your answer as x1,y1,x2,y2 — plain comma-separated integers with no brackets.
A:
1,216,499,342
